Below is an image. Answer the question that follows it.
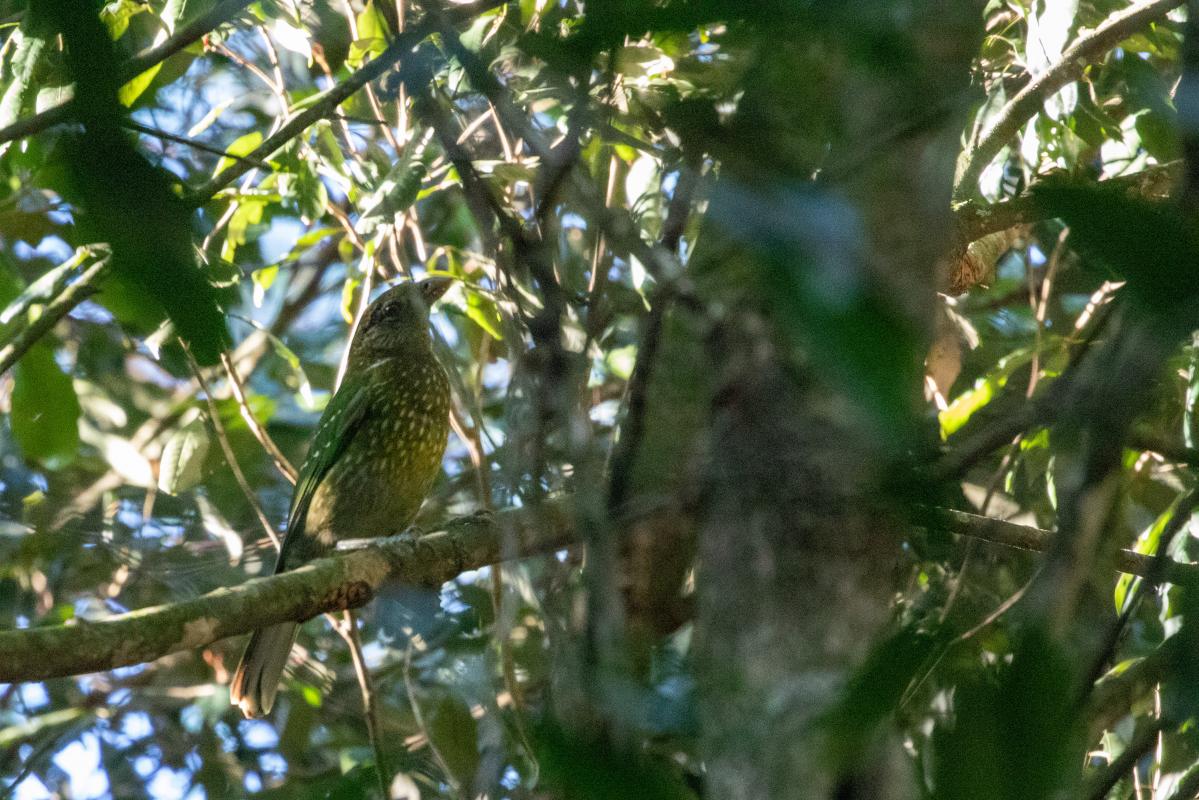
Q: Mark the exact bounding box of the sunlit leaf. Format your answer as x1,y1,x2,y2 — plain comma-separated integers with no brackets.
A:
194,493,243,563
464,288,504,340
214,131,264,178
346,0,389,67
158,416,210,495
99,0,146,40
252,265,279,308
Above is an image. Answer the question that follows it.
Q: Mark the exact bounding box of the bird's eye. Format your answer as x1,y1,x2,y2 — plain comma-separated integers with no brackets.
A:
368,302,402,328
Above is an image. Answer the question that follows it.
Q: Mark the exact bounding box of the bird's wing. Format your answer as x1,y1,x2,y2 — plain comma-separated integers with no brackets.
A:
275,375,372,573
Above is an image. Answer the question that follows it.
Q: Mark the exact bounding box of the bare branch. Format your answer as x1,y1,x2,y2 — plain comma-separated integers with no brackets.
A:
936,507,1199,587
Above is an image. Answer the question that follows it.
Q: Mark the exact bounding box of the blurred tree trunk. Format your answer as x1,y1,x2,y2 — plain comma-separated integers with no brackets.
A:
622,4,984,797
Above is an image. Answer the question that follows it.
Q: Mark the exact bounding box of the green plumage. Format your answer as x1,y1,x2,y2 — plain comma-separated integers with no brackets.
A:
231,277,453,718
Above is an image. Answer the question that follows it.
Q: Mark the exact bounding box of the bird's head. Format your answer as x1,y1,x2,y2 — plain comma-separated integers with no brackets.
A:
347,276,452,363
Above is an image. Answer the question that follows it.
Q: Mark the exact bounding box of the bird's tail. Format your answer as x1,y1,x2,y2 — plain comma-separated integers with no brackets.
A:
229,622,299,718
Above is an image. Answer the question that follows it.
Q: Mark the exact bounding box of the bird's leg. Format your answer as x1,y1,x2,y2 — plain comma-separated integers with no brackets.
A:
336,526,422,552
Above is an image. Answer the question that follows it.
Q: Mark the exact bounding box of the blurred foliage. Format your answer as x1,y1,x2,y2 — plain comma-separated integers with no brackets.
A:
0,0,1197,799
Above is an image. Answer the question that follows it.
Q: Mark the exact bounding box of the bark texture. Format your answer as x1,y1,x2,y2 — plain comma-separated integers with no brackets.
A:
673,5,985,797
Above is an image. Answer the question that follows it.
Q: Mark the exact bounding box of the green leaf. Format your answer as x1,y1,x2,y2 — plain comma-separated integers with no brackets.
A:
214,131,264,178
11,342,80,467
0,17,51,129
157,416,210,495
535,718,696,800
251,265,279,307
118,63,162,107
290,157,328,223
940,349,1035,438
100,0,146,40
221,197,267,263
427,695,479,788
464,287,503,340
818,624,943,775
346,0,389,68
932,626,1082,800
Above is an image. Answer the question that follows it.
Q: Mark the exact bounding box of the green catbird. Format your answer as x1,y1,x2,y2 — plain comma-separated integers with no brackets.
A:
230,277,453,718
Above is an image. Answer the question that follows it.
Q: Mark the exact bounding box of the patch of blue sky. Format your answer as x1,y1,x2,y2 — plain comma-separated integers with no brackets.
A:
103,598,131,615
120,712,152,742
362,640,385,669
110,664,148,683
240,719,279,749
135,755,157,778
289,285,345,337
147,766,195,800
13,236,74,264
51,733,109,799
589,399,620,426
1028,243,1047,266
214,721,238,753
180,705,204,734
259,752,287,779
481,358,510,391
560,211,587,230
258,217,305,266
18,682,47,710
12,773,51,800
432,312,460,347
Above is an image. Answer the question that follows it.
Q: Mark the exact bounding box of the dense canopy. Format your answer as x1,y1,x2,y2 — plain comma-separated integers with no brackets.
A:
0,1,1198,799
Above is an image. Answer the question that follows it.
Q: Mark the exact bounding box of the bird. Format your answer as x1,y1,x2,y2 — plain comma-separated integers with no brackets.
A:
230,276,454,718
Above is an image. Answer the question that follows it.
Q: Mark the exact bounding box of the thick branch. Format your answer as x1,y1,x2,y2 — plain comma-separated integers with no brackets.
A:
955,160,1179,244
6,500,1198,685
936,508,1199,587
0,502,573,684
955,0,1183,198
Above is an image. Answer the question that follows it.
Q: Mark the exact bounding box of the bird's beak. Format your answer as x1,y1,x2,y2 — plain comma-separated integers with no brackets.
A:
420,275,453,304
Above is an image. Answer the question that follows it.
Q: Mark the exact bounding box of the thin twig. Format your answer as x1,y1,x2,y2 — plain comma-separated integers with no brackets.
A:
122,120,272,167
219,352,297,484
403,637,462,795
934,507,1199,588
337,610,390,800
1083,717,1170,800
0,255,109,377
954,161,1179,245
184,349,281,549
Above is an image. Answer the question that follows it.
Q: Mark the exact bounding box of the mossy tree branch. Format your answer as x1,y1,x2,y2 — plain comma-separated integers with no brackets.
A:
6,501,1199,686
954,160,1179,244
0,502,573,684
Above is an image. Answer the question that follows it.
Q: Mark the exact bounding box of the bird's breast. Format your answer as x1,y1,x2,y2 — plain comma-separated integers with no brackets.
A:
306,356,450,542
